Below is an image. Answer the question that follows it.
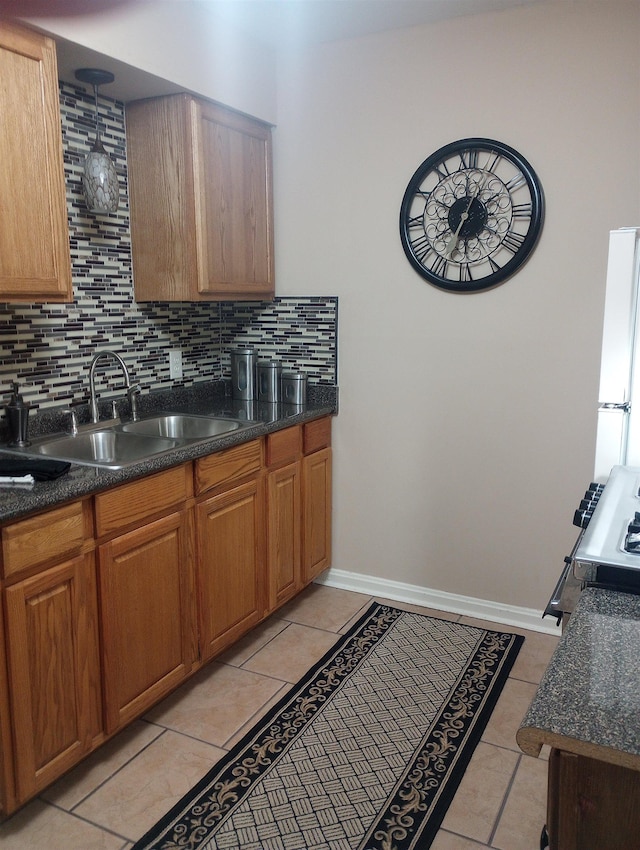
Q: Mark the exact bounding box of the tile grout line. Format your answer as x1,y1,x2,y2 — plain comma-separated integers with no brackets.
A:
38,728,172,842
486,751,522,848
40,798,134,845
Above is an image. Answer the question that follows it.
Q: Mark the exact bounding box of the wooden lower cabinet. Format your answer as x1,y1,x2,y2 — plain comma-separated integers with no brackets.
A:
196,476,265,660
302,416,332,584
267,460,302,610
265,419,333,609
0,418,333,816
302,445,332,583
3,553,101,802
265,426,303,613
98,510,194,733
547,748,640,850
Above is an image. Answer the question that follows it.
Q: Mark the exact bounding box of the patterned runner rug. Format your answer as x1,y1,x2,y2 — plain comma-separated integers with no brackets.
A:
132,602,523,850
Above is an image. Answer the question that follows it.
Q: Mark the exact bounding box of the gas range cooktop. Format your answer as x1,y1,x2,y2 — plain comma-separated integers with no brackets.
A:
575,465,640,580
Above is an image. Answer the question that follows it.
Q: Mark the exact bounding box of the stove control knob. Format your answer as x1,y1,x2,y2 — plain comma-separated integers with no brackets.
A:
579,498,597,512
573,483,606,527
573,508,593,528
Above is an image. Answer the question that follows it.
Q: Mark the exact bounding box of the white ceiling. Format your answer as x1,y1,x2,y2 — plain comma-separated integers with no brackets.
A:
204,0,540,47
46,0,542,101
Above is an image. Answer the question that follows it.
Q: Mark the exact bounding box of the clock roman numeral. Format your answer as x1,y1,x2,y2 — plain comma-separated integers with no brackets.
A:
458,148,479,170
407,215,425,230
502,230,526,254
486,152,501,173
433,162,451,181
409,234,432,263
512,203,533,220
429,254,448,278
459,263,472,283
505,172,526,192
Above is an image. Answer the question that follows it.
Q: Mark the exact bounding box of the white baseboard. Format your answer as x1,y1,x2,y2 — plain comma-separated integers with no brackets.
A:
314,567,561,635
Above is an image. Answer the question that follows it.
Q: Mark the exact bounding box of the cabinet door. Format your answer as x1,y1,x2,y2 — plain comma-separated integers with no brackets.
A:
4,554,101,803
267,460,302,612
194,98,274,299
99,511,193,733
0,21,71,302
196,477,265,661
127,93,273,302
547,748,640,850
302,447,332,582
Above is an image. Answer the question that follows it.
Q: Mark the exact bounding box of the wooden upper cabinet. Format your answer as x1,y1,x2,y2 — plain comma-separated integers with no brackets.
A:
126,93,274,302
0,21,72,302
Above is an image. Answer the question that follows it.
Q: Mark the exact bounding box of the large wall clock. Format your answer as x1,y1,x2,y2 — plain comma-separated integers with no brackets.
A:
399,138,544,292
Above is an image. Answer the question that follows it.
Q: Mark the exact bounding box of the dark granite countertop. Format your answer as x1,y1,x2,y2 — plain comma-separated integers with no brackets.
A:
0,381,338,525
517,587,640,771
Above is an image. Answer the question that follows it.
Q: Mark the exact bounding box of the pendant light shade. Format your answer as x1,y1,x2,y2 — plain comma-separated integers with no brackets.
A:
75,68,119,214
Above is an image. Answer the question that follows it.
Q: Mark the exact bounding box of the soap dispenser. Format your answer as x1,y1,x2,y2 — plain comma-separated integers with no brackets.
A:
5,382,31,447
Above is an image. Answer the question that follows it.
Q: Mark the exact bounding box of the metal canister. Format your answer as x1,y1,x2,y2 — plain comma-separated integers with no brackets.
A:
230,347,257,400
257,360,282,403
281,371,307,405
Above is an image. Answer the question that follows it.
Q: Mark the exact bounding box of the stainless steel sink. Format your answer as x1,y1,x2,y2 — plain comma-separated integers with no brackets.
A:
1,413,257,471
25,429,180,470
120,414,244,440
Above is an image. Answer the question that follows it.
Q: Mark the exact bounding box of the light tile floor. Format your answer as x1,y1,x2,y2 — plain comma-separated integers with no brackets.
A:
0,584,559,849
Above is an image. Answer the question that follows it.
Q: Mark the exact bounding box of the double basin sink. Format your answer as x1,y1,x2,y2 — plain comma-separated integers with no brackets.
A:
5,413,256,471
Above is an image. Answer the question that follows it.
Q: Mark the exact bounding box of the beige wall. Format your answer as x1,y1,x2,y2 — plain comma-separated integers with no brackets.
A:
273,1,640,609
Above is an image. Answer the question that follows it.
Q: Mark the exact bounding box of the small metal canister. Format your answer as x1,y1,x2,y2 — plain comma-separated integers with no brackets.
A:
281,371,307,405
230,347,257,400
257,360,282,403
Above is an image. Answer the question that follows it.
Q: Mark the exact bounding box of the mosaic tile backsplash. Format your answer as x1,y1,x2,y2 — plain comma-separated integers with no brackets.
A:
0,81,338,412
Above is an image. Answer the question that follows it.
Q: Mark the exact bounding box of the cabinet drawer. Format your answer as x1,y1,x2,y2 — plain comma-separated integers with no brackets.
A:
95,465,191,538
2,501,89,579
303,417,332,454
195,439,263,495
266,426,302,468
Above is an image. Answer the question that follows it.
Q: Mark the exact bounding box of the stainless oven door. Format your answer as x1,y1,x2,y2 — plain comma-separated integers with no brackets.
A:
544,537,585,628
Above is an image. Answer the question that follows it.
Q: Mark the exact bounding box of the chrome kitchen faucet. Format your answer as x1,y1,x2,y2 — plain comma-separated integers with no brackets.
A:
89,350,140,423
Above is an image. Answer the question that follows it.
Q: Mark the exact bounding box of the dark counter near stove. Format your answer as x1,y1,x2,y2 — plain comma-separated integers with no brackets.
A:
518,587,640,850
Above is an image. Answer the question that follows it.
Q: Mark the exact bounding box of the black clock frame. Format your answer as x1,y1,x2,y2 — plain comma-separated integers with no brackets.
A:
399,138,545,293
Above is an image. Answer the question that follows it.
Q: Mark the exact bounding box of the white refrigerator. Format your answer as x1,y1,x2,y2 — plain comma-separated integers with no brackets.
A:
594,227,640,481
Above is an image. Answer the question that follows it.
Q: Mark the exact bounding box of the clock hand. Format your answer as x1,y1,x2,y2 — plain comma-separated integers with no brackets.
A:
444,175,485,259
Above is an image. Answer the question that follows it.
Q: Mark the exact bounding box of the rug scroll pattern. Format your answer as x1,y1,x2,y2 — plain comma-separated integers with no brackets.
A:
133,604,523,850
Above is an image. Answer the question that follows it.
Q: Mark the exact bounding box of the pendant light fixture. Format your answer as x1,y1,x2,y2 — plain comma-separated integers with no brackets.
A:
75,68,120,214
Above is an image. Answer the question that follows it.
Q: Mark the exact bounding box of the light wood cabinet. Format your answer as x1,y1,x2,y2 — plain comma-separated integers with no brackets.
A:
266,426,303,611
4,553,101,803
302,419,333,582
194,440,265,660
0,417,333,816
196,478,265,660
95,466,195,733
127,93,274,302
1,500,88,582
0,21,71,302
98,511,194,733
265,419,333,610
0,499,99,815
